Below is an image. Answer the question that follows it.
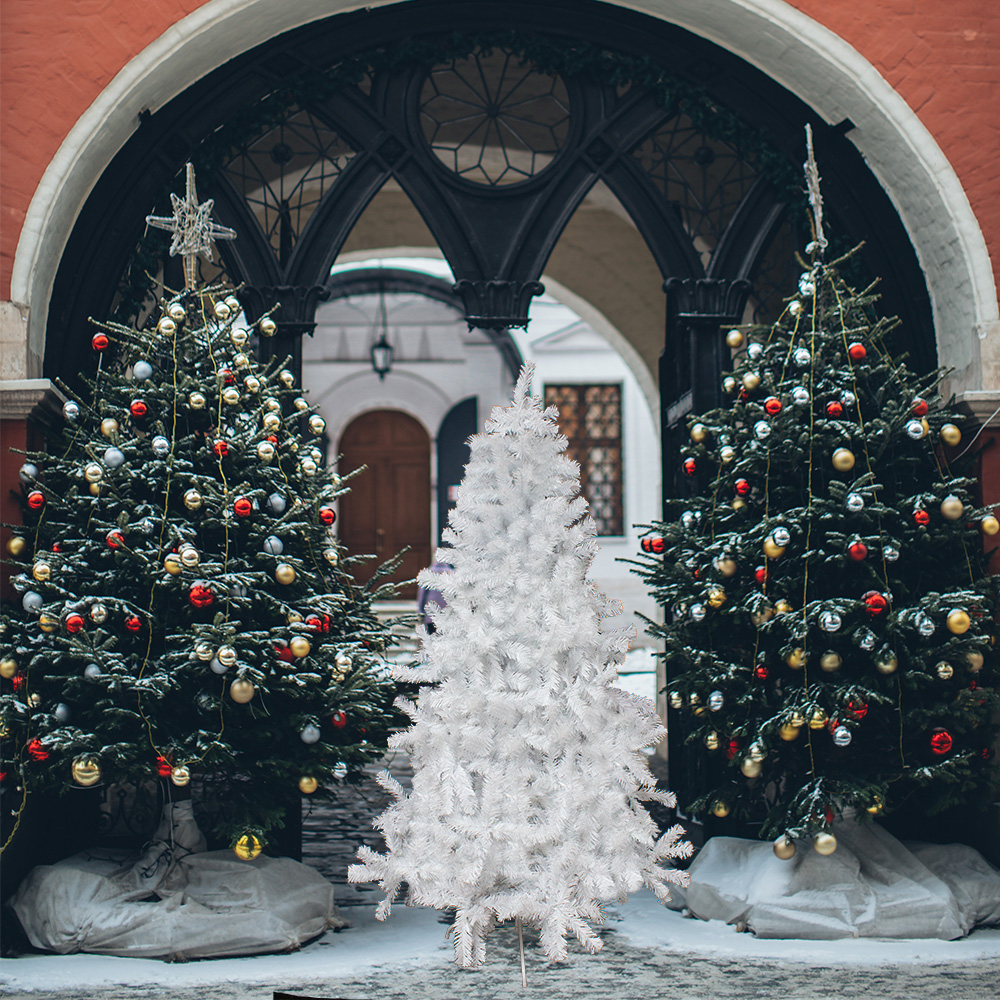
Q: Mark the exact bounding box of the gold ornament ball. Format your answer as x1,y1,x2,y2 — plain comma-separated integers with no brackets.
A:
189,392,206,410
32,562,52,582
741,758,763,778
966,650,984,672
726,329,745,349
71,754,103,787
264,396,282,412
286,610,304,625
707,587,726,609
808,708,828,730
7,536,27,557
100,417,119,438
813,832,838,856
84,462,104,483
28,692,41,707
183,489,203,511
217,645,238,666
742,372,761,392
222,387,241,406
157,317,176,336
300,459,318,476
947,609,971,635
233,833,263,860
940,496,964,520
263,412,281,432
711,800,731,818
689,692,701,707
323,547,339,566
751,605,774,626
866,796,884,816
732,498,747,511
832,447,856,472
275,563,296,585
819,651,842,673
716,557,738,577
259,318,277,337
164,553,183,575
89,483,101,496
244,376,261,394
170,765,191,787
39,614,60,633
194,642,214,661
293,397,310,412
790,711,806,728
773,835,796,860
0,658,18,679
981,516,1000,536
257,442,276,462
778,723,801,742
179,546,200,569
669,691,683,709
774,599,793,615
875,653,898,675
167,303,187,323
719,445,736,464
231,328,249,348
213,301,231,321
289,636,311,658
762,537,785,559
278,369,295,388
784,648,805,672
230,678,256,704
299,775,319,795
705,731,720,751
308,415,326,435
690,423,708,443
940,423,962,447
935,662,954,680
233,352,250,370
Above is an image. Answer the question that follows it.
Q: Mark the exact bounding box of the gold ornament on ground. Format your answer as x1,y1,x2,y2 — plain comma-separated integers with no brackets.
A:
233,834,263,860
773,835,796,860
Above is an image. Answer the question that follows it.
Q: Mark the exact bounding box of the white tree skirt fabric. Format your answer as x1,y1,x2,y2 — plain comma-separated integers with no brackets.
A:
666,817,1000,939
8,801,346,960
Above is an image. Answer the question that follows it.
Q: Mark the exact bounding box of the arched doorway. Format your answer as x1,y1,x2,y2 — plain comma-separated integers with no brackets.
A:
337,410,432,599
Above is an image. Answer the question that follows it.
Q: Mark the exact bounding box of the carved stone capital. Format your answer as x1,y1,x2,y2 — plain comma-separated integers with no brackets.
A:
664,276,751,324
454,279,545,331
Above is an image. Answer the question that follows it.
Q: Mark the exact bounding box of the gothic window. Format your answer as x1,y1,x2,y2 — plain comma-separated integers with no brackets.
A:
545,383,624,536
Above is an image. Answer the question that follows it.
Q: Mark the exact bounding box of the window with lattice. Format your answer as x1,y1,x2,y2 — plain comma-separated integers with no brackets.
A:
544,384,624,536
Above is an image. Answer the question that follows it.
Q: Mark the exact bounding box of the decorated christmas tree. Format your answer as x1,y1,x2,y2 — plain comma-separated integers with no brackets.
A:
633,134,999,859
350,365,691,970
1,166,399,855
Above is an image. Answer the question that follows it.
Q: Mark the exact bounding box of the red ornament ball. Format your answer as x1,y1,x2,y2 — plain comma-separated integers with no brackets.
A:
911,397,929,417
331,710,348,729
683,458,697,477
641,537,652,553
51,542,62,552
156,755,173,777
234,497,252,517
319,506,337,526
735,478,751,497
981,746,996,761
764,396,782,416
929,727,953,756
845,698,868,720
305,613,331,633
91,333,109,352
221,367,235,384
650,536,665,554
106,529,124,549
27,739,50,762
274,641,295,663
754,664,769,680
27,490,45,510
12,675,25,692
125,615,142,633
863,591,888,616
129,399,148,419
754,566,767,585
213,440,229,458
848,342,867,361
189,583,214,609
65,613,85,634
826,401,844,418
914,508,930,526
848,541,868,561
726,738,742,761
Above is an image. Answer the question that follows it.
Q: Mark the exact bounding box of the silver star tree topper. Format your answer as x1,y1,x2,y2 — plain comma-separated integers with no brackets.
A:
145,163,236,288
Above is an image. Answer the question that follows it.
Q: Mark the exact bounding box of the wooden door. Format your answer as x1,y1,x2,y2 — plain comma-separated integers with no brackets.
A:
337,410,431,599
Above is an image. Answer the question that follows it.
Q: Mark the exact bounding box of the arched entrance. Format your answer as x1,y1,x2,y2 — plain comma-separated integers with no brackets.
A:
337,410,432,599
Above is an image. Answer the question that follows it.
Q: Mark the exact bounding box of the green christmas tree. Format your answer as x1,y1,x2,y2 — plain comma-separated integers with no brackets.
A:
1,168,400,853
634,148,999,858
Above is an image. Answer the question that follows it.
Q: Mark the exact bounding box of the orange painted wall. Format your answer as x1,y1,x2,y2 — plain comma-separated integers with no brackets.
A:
1,0,998,298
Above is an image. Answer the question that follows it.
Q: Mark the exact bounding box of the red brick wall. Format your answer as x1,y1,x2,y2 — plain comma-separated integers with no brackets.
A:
1,0,998,297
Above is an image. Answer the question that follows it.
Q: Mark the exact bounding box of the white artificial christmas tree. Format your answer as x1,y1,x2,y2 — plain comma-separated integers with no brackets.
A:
349,365,692,969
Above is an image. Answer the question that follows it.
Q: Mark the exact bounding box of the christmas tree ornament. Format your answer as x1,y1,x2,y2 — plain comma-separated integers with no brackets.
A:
754,566,768,585
55,702,71,721
778,723,800,741
704,731,720,750
229,679,255,703
275,563,296,585
787,299,803,317
715,557,737,577
299,775,319,794
323,547,339,566
741,758,762,778
809,708,828,729
966,650,984,672
855,628,876,650
233,834,263,860
183,489,203,511
764,396,782,416
333,762,349,779
793,347,811,367
847,342,866,361
29,692,42,707
711,800,731,817
749,741,766,762
287,610,304,625
300,458,318,476
911,397,929,416
222,387,241,406
194,642,214,661
289,636,311,658
331,710,348,729
293,397,309,412
71,755,102,787
259,317,277,337
913,508,930,526
719,445,736,464
125,615,142,632
940,496,964,520
742,372,761,391
935,662,954,680
22,591,43,611
299,723,321,744
27,738,50,761
132,359,154,383
841,390,856,407
848,540,868,561
813,832,838,855
163,553,183,576
826,400,843,418
690,603,707,622
277,369,295,389
129,399,148,420
791,386,810,405
171,765,191,787
762,536,785,559
707,587,726,608
734,478,751,497
213,440,229,458
188,391,207,409
785,648,806,669
883,544,900,562
747,343,763,362
266,493,286,515
233,497,252,517
708,691,724,712
62,400,80,421
244,376,261,394
308,447,323,464
188,583,214,608
157,316,177,337
915,614,935,638
774,599,793,615
798,272,816,296
866,797,883,816
224,294,241,312
214,301,231,320
732,499,747,511
725,329,744,348
981,516,1000,536
319,506,337,526
681,511,699,529
668,691,683,709
308,415,326,435
179,545,200,568
939,424,961,446
689,693,701,709
690,423,707,443
820,651,842,673
864,591,888,616
64,612,85,634
844,699,868,721
772,527,791,547
773,835,796,860
209,657,228,675
753,663,769,679
682,457,697,477
100,418,119,437
946,609,971,635
255,441,276,463
875,653,898,675
905,419,925,440
217,645,238,667
929,728,953,755
262,412,282,433
722,377,737,395
106,529,124,549
0,658,17,679
790,712,806,728
7,535,27,557
92,332,110,351
231,328,249,348
84,663,102,679
84,463,103,483
831,447,855,472
832,725,852,747
262,535,283,555
151,435,170,456
32,561,51,582
845,493,865,513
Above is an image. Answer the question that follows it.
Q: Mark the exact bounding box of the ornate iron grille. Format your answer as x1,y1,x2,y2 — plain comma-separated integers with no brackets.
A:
545,383,623,536
632,114,759,263
223,108,355,264
420,47,570,185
